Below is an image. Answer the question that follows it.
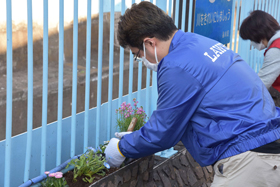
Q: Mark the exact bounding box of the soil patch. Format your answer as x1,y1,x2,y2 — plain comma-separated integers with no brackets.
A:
64,168,119,187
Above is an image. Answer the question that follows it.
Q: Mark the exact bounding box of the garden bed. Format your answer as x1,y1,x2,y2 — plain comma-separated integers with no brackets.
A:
64,167,118,187
39,155,154,187
63,155,154,187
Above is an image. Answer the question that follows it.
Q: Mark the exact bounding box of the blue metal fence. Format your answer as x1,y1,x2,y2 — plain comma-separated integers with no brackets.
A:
1,0,279,186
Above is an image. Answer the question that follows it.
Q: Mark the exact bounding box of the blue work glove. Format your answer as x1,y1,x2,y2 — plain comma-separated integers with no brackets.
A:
115,131,132,139
105,138,125,168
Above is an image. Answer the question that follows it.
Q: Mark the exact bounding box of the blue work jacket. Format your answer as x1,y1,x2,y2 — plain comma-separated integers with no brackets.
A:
119,30,280,166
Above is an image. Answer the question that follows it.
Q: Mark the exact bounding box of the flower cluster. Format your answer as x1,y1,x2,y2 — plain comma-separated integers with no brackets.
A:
116,98,148,132
41,171,68,187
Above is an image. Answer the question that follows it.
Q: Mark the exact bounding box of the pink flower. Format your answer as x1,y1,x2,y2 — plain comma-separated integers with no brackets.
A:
44,171,50,175
56,172,63,175
48,173,56,177
55,174,63,178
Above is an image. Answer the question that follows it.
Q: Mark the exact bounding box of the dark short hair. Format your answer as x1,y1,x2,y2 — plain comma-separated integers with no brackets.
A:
117,1,177,50
240,10,280,43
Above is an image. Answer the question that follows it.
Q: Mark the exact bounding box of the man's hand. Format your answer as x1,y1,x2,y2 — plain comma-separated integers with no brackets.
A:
115,131,132,139
104,138,126,168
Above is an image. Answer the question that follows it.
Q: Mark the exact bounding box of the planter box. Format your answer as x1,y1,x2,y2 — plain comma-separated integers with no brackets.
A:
89,155,154,187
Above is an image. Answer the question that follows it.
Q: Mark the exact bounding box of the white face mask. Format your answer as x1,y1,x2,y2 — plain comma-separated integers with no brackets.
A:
141,42,159,72
251,41,266,51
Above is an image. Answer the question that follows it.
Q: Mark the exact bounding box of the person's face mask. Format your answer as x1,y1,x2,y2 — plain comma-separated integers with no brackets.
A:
141,42,159,72
251,41,266,51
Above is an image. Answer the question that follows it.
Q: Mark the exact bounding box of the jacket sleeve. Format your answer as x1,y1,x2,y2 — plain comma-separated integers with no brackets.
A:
119,66,206,158
258,48,280,89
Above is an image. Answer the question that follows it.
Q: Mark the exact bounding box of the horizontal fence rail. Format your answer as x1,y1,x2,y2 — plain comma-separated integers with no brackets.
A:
1,0,277,186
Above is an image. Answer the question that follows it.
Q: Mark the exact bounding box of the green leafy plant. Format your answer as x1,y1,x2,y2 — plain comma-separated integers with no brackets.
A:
66,148,110,183
41,171,68,187
116,98,148,132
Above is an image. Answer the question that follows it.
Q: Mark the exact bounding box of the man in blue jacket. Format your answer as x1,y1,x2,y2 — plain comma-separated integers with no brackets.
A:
105,2,280,186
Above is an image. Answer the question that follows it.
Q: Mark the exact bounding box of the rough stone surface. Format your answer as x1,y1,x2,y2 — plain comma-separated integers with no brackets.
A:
203,167,210,180
186,151,197,168
269,87,280,107
187,167,198,186
152,142,214,187
139,159,149,174
174,168,184,187
107,181,114,187
136,178,143,187
143,171,149,181
123,169,131,182
132,165,138,178
179,168,189,185
145,181,157,187
158,171,172,187
194,166,205,179
114,175,123,186
168,163,176,180
180,154,189,167
172,156,182,169
153,170,161,181
206,166,213,173
130,180,137,187
89,155,154,187
162,165,171,177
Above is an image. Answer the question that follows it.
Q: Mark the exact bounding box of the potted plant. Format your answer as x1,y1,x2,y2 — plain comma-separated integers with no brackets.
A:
116,98,147,132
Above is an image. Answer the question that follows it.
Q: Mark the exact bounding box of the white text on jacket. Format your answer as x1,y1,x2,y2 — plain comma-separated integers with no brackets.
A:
204,43,229,62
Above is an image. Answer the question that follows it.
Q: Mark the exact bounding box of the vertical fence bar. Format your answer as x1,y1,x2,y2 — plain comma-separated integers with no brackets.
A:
233,0,240,52
57,0,64,165
239,0,253,61
108,0,114,139
249,0,257,67
188,0,193,32
181,0,186,31
151,0,168,112
145,0,153,117
272,0,276,16
258,0,261,10
268,0,272,14
128,0,135,103
137,1,145,106
229,0,236,50
71,0,78,158
24,0,34,181
118,0,125,118
96,0,103,147
272,0,277,17
168,0,172,17
137,62,142,105
84,0,92,153
265,0,269,12
41,0,48,174
4,0,12,186
145,68,151,116
261,0,265,10
277,0,280,22
175,0,179,27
